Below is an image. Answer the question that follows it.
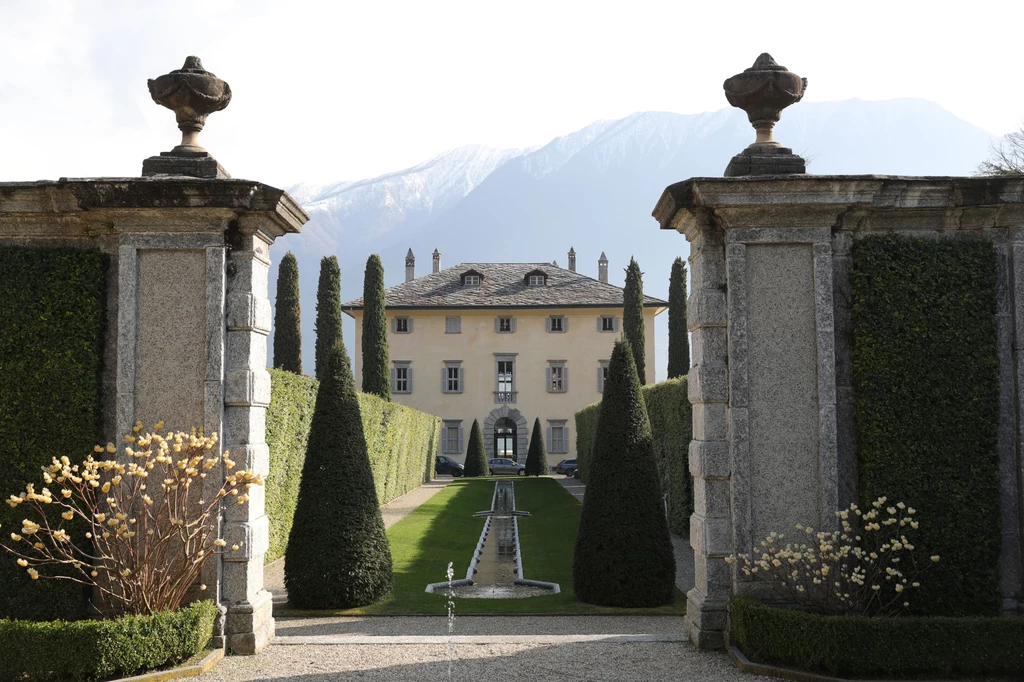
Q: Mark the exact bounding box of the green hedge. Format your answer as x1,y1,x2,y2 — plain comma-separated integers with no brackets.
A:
730,596,1024,678
0,247,108,620
0,600,216,681
574,376,691,535
851,235,1002,616
265,369,440,563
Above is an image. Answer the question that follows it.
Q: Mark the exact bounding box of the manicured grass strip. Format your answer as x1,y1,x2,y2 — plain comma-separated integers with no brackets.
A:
280,477,684,615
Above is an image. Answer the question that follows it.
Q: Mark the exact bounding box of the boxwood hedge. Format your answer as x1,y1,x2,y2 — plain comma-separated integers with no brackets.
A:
730,596,1024,678
574,376,691,535
0,247,108,620
0,599,216,681
851,235,1002,616
265,369,440,563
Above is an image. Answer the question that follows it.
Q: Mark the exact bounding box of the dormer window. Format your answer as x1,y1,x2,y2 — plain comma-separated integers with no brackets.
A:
460,269,484,287
524,269,548,286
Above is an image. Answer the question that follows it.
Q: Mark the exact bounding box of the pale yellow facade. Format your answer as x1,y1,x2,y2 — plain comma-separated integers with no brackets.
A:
348,305,662,465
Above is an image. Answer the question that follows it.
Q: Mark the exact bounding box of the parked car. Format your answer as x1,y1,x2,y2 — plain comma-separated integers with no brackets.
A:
435,456,464,477
554,458,577,476
487,458,526,476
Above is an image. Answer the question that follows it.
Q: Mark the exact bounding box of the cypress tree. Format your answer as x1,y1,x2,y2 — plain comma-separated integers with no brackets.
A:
573,339,675,607
285,342,393,608
361,254,390,400
623,257,646,385
314,256,342,379
273,252,302,373
667,257,690,379
524,418,548,476
463,419,488,477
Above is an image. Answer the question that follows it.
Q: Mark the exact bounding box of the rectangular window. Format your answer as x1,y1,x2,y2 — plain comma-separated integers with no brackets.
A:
447,366,460,392
499,317,512,332
598,361,610,393
442,421,464,454
395,317,410,333
445,316,461,334
547,420,569,454
528,274,545,286
550,366,564,392
464,275,481,286
394,367,409,392
600,315,616,332
548,315,566,333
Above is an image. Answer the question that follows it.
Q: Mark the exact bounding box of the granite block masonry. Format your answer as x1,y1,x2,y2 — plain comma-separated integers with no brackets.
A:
0,177,307,654
653,173,1024,648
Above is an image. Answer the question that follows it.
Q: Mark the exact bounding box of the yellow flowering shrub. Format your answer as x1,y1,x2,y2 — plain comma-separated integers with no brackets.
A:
726,496,939,616
0,421,263,615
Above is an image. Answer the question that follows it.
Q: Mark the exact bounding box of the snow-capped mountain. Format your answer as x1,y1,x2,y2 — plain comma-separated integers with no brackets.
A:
270,99,996,378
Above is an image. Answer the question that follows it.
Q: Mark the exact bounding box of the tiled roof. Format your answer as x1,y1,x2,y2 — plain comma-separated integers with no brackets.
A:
342,263,667,310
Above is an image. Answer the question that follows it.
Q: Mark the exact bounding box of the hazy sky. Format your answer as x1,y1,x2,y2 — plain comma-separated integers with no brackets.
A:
2,0,1022,188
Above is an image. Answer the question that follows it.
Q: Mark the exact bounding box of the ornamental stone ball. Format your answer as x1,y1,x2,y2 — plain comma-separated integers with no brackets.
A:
147,56,232,154
722,53,808,177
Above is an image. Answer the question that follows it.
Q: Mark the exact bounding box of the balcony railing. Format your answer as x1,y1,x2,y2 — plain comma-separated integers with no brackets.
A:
494,391,517,404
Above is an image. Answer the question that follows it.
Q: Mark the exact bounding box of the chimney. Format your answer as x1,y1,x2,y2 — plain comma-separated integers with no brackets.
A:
568,247,576,272
405,248,415,282
432,248,441,274
598,252,608,283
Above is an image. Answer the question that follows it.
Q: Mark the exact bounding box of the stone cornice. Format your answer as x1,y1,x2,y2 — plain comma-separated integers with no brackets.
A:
0,177,308,238
654,175,1024,236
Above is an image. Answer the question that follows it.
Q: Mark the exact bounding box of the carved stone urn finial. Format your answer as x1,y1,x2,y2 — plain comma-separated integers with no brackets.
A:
722,53,808,176
147,56,232,154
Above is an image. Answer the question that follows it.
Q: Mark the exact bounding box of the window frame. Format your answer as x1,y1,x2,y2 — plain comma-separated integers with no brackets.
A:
494,352,517,403
442,360,464,394
445,316,462,334
442,420,464,454
598,359,610,393
599,315,618,333
394,316,411,333
391,361,412,394
547,419,569,454
547,315,567,333
547,360,568,393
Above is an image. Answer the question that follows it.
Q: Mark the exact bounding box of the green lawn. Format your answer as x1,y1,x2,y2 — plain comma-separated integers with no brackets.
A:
278,477,686,616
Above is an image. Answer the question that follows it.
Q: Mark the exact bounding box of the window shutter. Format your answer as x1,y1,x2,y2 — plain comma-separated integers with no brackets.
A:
408,368,414,393
458,426,464,453
547,427,552,451
563,366,569,393
494,317,500,332
458,367,465,393
441,367,447,393
598,366,604,392
564,426,570,454
390,368,397,393
562,316,569,332
510,317,517,333
597,317,603,332
613,316,619,332
546,316,552,332
391,318,397,333
407,318,414,333
545,367,552,393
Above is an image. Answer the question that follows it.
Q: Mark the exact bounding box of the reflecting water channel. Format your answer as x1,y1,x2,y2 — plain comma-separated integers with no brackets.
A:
426,480,559,598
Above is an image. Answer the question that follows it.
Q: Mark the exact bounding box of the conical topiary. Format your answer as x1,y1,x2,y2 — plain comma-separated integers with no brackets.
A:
623,257,646,384
314,256,342,379
667,256,690,379
524,418,548,476
273,252,302,373
573,339,675,607
463,419,488,477
361,254,390,400
285,342,393,608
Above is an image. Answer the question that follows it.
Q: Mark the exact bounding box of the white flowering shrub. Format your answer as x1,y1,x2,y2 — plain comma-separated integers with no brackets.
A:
0,421,263,615
725,496,940,616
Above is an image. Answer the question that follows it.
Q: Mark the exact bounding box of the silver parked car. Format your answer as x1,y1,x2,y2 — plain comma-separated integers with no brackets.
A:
487,458,526,476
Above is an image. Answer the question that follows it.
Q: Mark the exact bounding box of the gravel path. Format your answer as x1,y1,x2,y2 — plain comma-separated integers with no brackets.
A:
274,615,685,637
198,642,765,681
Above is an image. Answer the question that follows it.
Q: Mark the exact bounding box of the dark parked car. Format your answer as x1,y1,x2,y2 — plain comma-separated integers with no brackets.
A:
554,458,577,476
435,456,464,477
487,458,526,476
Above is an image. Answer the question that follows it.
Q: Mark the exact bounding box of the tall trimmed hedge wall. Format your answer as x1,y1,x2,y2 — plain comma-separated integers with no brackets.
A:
265,369,440,563
0,248,108,620
574,376,691,535
851,235,1001,616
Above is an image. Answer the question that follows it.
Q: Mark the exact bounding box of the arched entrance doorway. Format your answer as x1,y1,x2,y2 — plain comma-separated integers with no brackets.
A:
494,417,517,462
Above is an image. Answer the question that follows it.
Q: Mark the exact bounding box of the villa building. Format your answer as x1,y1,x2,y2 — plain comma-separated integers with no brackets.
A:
342,248,667,465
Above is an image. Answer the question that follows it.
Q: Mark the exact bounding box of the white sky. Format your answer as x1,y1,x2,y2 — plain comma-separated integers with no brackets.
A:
2,0,1022,188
